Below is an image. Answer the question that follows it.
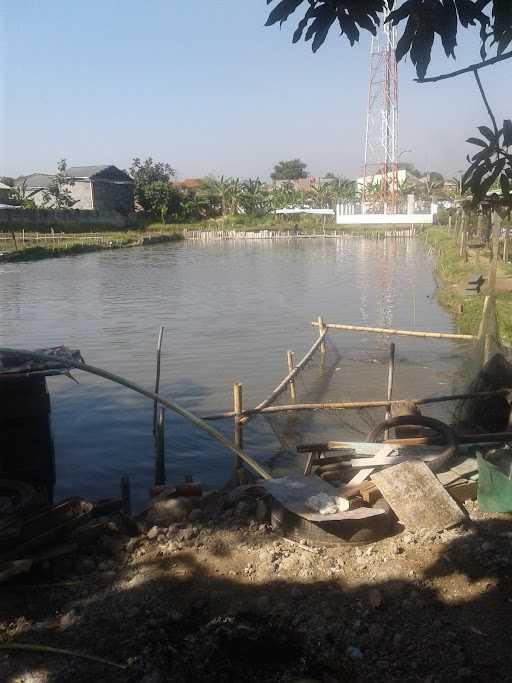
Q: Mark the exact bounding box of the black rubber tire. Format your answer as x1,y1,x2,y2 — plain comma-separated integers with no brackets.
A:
367,415,457,472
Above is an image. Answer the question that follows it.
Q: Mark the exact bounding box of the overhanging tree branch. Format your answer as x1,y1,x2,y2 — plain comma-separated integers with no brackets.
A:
473,69,499,138
416,50,512,84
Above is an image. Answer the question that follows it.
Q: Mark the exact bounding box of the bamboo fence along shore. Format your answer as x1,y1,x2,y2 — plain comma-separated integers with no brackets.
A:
183,228,417,240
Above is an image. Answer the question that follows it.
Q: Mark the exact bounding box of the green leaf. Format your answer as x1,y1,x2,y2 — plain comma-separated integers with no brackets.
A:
478,125,496,142
466,137,488,148
503,119,512,147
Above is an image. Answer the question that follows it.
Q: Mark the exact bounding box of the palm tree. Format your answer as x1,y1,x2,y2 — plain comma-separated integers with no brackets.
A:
270,182,297,210
309,182,334,208
241,178,270,215
332,177,356,204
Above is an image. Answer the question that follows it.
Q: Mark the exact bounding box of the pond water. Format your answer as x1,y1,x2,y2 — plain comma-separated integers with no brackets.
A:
0,237,471,505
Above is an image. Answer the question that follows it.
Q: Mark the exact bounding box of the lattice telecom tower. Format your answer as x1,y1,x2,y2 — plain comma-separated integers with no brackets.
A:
362,2,399,213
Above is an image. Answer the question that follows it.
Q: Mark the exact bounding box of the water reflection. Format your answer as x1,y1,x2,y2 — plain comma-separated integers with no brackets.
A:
0,238,460,504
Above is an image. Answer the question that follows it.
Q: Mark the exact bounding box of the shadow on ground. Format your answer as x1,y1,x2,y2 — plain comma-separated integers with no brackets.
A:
0,516,511,682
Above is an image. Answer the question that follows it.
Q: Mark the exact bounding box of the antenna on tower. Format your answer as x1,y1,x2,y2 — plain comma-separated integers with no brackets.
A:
362,2,399,214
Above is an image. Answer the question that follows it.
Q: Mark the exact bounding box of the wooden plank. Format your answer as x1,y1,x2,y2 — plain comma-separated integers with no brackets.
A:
261,476,385,523
371,461,466,532
346,453,440,467
436,470,462,486
450,457,478,477
346,468,375,486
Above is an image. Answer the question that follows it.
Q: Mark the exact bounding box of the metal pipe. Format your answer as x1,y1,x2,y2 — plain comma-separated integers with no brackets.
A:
0,347,271,481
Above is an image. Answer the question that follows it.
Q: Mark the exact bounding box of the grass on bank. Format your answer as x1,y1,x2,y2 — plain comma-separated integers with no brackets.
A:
422,227,512,346
0,230,183,262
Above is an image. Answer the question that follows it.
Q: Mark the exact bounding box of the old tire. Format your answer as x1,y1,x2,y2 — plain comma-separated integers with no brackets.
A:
367,415,457,472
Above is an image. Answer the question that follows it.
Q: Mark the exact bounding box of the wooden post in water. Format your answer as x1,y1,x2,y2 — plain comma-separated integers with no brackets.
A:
317,315,326,354
155,407,166,486
233,383,243,479
153,326,165,435
384,342,396,439
121,476,131,516
287,351,296,402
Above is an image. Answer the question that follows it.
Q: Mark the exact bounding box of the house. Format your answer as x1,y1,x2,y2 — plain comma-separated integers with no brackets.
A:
0,182,14,205
16,165,134,214
65,166,134,213
171,178,203,191
273,176,318,192
356,169,426,194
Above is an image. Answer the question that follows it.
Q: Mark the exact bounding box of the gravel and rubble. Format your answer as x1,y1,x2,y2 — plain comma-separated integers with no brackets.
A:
0,488,511,682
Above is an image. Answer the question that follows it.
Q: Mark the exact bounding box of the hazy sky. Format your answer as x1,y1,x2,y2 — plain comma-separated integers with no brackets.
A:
0,1,508,180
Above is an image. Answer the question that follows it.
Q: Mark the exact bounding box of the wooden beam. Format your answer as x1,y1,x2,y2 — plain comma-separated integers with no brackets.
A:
311,321,475,341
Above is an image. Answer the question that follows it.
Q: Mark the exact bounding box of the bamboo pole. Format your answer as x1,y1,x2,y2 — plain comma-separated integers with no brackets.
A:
0,347,272,481
317,315,326,354
311,321,475,341
287,351,296,401
477,295,491,341
233,382,243,476
121,476,131,516
384,342,395,438
202,387,512,420
153,326,165,435
239,328,328,424
155,407,166,486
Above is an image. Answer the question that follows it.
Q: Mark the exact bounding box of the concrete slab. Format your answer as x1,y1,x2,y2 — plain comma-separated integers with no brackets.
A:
371,461,466,532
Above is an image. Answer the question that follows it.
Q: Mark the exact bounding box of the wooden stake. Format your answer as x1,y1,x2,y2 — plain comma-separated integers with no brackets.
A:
240,329,327,424
318,315,326,354
384,342,396,438
155,407,166,486
121,476,131,516
477,295,491,341
233,383,243,473
153,326,165,434
287,351,296,401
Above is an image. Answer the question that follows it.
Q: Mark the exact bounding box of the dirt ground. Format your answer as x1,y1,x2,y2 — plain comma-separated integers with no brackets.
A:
1,491,511,683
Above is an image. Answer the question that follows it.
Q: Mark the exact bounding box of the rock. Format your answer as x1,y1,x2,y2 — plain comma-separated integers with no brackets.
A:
369,623,385,639
346,645,363,659
368,588,383,608
457,667,472,679
235,500,254,518
99,535,125,557
126,537,142,553
147,526,160,540
255,499,269,523
78,558,96,574
139,673,163,683
59,609,79,629
188,508,203,523
180,527,197,542
146,498,192,525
